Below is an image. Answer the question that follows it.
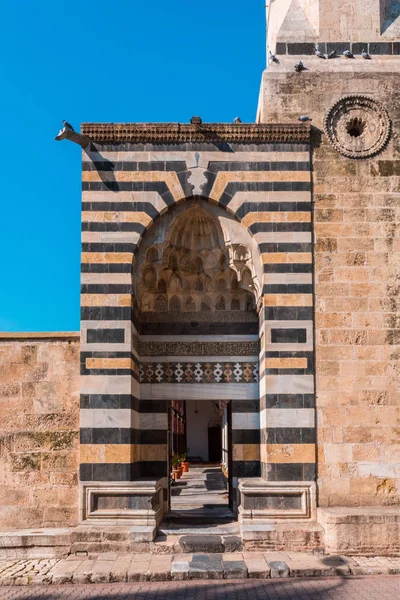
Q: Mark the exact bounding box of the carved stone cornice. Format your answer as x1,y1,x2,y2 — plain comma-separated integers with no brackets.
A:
138,341,260,357
80,123,310,144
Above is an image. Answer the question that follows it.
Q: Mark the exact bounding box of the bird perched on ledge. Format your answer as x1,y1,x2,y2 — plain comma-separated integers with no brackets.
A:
343,49,354,58
62,120,74,131
361,49,370,59
233,117,242,124
314,47,325,59
298,116,312,122
294,61,305,72
328,49,337,59
269,51,279,63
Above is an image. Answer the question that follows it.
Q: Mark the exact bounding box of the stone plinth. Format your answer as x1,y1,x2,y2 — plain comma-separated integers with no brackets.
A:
318,507,400,555
238,479,316,523
80,480,164,528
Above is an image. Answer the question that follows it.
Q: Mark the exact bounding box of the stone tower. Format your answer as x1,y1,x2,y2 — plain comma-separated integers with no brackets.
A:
259,0,400,517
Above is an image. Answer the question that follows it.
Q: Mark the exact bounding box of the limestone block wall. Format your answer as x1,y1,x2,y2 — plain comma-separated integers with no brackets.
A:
0,333,80,528
258,57,400,507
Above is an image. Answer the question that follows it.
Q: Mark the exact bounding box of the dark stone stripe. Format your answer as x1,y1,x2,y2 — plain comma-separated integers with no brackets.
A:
81,243,137,253
82,368,132,376
139,461,167,478
80,463,139,481
86,329,125,344
264,428,315,444
81,263,133,274
276,41,400,56
220,182,311,207
83,161,187,172
81,428,168,445
81,307,134,321
232,460,260,478
261,394,315,410
263,264,312,273
139,430,167,444
141,322,259,335
139,400,168,413
250,222,311,233
82,182,176,206
80,428,134,444
232,430,260,444
81,201,160,219
208,161,310,172
271,328,307,344
236,202,311,218
264,350,313,358
80,394,136,409
265,463,316,482
263,307,313,321
81,284,132,294
262,284,313,295
82,222,146,233
81,351,133,359
198,170,217,198
231,399,260,413
259,242,312,254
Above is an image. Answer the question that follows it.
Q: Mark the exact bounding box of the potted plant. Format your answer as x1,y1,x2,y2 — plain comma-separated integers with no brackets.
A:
171,455,181,480
181,449,190,473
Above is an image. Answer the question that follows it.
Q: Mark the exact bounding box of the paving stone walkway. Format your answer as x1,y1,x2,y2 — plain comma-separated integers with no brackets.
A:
0,576,398,599
0,553,398,585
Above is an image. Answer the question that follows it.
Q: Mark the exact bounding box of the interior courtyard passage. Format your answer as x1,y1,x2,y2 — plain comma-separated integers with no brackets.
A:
171,465,228,512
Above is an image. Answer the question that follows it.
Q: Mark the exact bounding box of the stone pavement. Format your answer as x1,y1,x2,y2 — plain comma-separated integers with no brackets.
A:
0,553,399,585
0,577,399,599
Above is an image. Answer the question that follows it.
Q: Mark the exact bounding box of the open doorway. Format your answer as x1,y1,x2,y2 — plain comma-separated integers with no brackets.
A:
168,399,233,520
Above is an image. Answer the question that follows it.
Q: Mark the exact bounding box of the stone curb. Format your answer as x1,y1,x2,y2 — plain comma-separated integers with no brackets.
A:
0,554,399,585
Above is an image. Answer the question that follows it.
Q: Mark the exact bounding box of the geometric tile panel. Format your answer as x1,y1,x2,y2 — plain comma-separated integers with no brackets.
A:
139,361,259,384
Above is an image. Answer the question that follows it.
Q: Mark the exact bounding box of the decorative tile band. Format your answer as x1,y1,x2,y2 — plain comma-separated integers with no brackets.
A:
138,341,260,357
139,362,259,384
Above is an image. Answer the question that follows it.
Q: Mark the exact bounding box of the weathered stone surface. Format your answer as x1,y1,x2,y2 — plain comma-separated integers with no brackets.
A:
0,336,80,530
179,535,224,554
268,560,290,578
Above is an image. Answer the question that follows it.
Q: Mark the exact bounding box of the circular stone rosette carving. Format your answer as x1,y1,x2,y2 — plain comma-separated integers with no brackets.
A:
324,95,391,159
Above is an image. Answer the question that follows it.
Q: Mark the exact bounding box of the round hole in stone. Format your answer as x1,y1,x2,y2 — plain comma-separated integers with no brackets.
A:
346,117,366,138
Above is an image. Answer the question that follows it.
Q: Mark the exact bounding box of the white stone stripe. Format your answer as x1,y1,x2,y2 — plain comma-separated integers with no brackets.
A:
139,413,168,430
81,273,132,284
140,383,259,401
263,375,314,395
81,231,141,244
81,191,168,213
227,191,311,214
254,232,312,244
262,273,313,285
80,408,131,428
82,150,310,164
232,413,260,430
260,408,315,429
141,356,258,363
80,375,139,396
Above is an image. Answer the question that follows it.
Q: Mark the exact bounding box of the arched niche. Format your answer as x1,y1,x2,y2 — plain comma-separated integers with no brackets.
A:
133,198,262,321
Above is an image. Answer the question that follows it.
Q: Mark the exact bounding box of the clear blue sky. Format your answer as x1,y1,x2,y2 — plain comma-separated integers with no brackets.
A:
0,1,265,332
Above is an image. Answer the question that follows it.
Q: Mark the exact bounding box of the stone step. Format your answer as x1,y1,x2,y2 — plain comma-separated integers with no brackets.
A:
166,508,234,524
0,528,71,559
240,521,325,553
153,534,243,554
159,523,240,536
